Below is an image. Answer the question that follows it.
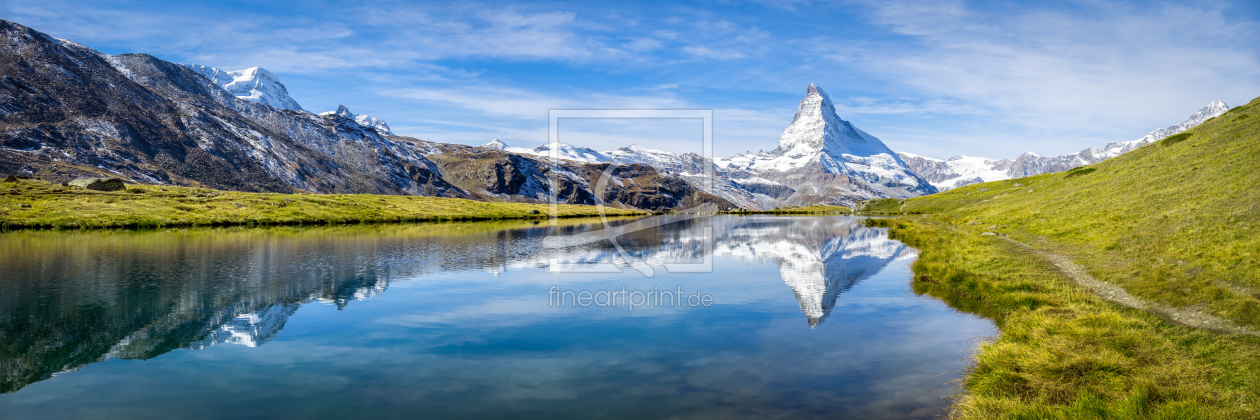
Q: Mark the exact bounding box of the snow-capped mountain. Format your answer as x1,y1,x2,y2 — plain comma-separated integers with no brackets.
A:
0,19,955,210
0,20,463,196
899,100,1231,189
715,84,936,206
1098,100,1229,157
185,65,305,111
320,105,395,136
482,139,508,150
898,153,1016,190
480,84,937,208
499,141,610,163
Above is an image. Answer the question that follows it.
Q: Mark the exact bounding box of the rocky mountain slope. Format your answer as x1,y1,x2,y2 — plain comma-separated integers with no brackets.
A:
0,20,937,210
0,20,724,211
899,101,1230,190
320,105,394,136
420,140,737,211
0,20,463,196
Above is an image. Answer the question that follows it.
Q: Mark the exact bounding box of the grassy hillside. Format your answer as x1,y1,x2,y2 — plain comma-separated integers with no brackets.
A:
905,96,1260,328
0,180,649,229
874,96,1260,418
875,218,1260,418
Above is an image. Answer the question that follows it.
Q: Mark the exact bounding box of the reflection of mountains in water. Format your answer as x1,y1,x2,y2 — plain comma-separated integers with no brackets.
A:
0,217,907,393
711,218,911,327
0,221,637,394
542,216,912,327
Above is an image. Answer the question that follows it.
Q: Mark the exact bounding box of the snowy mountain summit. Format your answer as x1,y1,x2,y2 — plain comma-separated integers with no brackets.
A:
185,65,305,111
482,139,508,150
320,105,395,136
716,83,936,205
1099,100,1230,157
778,83,891,158
478,84,938,207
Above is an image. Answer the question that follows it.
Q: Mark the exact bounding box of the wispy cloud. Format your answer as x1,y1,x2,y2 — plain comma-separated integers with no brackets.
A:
6,0,1257,160
830,0,1260,157
384,84,688,119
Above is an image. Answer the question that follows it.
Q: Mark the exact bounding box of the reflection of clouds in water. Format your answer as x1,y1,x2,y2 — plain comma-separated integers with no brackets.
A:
532,216,911,327
390,216,911,328
2,217,994,419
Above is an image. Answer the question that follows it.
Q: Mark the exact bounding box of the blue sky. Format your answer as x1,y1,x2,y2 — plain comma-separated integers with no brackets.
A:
5,0,1259,159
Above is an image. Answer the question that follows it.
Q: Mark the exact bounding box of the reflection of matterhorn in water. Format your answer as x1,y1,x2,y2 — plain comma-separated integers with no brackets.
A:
775,222,912,327
711,218,912,328
541,216,913,327
191,304,300,349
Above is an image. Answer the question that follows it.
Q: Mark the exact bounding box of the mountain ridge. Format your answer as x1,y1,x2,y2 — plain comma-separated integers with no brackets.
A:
899,101,1231,189
4,18,1161,210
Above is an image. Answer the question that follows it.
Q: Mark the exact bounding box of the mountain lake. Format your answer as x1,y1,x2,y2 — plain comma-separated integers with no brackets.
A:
0,215,994,419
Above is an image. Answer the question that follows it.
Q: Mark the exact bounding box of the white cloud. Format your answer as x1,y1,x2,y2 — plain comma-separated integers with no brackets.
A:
8,0,1257,161
834,0,1260,157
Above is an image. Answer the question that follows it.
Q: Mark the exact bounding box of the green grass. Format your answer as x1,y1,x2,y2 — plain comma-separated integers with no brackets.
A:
865,95,1260,418
0,180,649,230
901,95,1260,329
720,204,852,215
877,218,1260,419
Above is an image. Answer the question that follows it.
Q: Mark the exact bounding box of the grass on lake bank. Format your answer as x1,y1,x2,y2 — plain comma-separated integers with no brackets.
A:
866,95,1260,418
872,217,1260,419
0,179,649,230
900,95,1260,329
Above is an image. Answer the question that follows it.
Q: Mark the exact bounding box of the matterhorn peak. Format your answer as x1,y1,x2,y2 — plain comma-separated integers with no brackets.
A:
483,139,508,150
776,83,895,158
806,83,827,98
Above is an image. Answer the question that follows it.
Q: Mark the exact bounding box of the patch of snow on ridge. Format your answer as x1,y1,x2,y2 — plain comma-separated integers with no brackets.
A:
894,100,1229,189
943,155,1011,184
482,139,508,150
1101,100,1230,157
507,142,610,163
185,65,305,111
319,105,395,136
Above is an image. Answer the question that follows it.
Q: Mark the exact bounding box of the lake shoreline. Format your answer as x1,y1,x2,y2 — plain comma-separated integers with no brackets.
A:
868,216,1260,418
0,179,868,231
0,179,652,231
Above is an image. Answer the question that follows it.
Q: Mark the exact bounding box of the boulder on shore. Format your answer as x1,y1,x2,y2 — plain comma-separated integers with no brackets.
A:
69,177,126,191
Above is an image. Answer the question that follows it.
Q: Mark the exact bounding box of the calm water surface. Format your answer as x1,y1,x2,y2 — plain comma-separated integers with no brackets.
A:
0,215,993,419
